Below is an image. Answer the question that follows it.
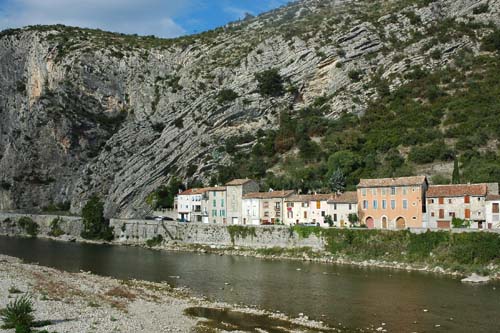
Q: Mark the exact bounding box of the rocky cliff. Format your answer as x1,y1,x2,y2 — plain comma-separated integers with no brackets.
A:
0,0,499,217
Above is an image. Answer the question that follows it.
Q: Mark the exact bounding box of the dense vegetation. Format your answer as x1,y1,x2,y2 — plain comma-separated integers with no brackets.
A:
290,227,500,274
17,217,39,238
81,195,114,241
211,46,500,192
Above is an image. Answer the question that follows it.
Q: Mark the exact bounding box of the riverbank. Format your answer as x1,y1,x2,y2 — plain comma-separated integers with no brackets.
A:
0,254,332,333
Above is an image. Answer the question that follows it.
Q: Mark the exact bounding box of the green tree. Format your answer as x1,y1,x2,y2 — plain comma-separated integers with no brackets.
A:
348,213,359,225
324,215,334,227
452,158,460,184
81,195,114,241
329,169,346,193
255,68,284,97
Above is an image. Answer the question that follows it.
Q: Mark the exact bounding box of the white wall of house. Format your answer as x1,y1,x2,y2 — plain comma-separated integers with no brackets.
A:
177,194,202,222
284,201,309,225
309,199,329,226
486,199,500,229
242,198,260,225
327,202,357,227
427,195,486,229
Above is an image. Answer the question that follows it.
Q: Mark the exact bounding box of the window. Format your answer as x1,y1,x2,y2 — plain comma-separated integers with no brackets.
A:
465,208,471,219
402,187,407,195
449,212,455,217
213,191,217,197
428,199,434,204
213,200,216,207
381,188,386,195
403,200,408,209
371,188,377,195
363,200,368,210
220,210,225,217
391,200,396,209
287,211,293,218
316,201,321,209
276,202,281,210
362,188,367,196
493,203,499,213
464,196,470,204
431,212,435,217
382,200,387,209
263,201,269,209
221,199,224,207
333,203,337,210
212,210,217,217
373,200,378,209
448,199,452,204
287,202,294,208
302,202,309,208
349,204,352,210
391,187,396,195
304,211,307,219
439,209,444,219
334,214,338,222
276,212,281,217
438,197,444,205
264,211,269,217
321,211,326,217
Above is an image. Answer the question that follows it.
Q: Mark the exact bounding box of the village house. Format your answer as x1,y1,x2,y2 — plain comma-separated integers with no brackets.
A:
225,179,259,225
357,176,428,229
308,194,334,226
242,190,294,225
176,188,205,222
284,195,312,225
426,184,490,229
327,191,358,227
486,194,500,229
200,186,227,224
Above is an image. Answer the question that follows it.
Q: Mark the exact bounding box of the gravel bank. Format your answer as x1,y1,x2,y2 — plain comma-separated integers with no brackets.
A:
0,254,331,333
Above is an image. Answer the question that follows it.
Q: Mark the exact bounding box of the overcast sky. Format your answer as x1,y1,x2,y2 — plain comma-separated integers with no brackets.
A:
0,0,291,38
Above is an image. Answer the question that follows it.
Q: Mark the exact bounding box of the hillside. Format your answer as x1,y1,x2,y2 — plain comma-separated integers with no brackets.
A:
0,0,500,218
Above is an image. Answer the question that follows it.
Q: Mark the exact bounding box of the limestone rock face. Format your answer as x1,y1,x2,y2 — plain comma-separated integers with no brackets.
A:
0,0,498,217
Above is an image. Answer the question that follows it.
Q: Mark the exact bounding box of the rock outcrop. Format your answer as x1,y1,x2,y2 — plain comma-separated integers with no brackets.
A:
0,0,499,217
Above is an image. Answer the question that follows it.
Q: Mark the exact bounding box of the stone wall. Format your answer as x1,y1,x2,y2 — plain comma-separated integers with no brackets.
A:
0,213,83,237
110,219,325,249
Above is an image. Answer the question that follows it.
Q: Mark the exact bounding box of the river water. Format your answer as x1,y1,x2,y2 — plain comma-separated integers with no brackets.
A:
0,236,498,332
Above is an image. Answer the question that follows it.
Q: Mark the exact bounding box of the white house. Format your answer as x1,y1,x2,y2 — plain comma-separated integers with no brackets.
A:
242,197,261,225
327,191,358,227
176,188,205,222
486,194,500,229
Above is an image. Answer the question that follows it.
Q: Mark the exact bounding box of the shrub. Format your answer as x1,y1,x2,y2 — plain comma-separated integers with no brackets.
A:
473,3,489,14
48,217,65,237
173,117,184,128
0,295,34,331
348,69,363,82
81,195,114,241
146,234,164,247
217,89,238,104
17,217,39,237
452,217,471,228
151,122,165,133
255,68,284,97
482,29,500,52
0,180,12,190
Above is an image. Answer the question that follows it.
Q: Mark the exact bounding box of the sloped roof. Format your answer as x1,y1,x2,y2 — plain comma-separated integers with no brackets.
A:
178,188,206,196
427,184,488,198
286,194,315,202
358,176,427,188
243,190,295,199
327,191,358,204
226,179,254,186
486,194,500,201
202,186,227,192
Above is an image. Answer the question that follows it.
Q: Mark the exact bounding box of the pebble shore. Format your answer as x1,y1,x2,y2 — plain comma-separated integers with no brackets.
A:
0,254,330,333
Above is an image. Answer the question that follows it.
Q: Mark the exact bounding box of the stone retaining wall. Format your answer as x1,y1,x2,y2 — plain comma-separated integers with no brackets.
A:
0,213,83,237
110,219,325,249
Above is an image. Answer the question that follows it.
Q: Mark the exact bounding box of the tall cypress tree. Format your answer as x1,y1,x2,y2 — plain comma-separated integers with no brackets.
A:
452,158,460,184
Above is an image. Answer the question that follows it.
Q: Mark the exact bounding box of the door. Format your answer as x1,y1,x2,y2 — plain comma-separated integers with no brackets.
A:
382,217,388,229
366,217,374,229
396,217,406,229
232,217,239,225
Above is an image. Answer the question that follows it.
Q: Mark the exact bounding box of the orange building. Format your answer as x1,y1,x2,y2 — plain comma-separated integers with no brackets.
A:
357,176,428,229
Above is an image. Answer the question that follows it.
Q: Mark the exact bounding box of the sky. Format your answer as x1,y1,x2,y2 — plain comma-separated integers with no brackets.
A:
0,0,292,38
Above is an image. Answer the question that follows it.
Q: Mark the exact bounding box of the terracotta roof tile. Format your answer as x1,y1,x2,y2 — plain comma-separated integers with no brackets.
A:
486,194,500,201
285,194,314,202
178,188,206,196
202,186,227,192
243,190,295,199
358,176,427,188
327,191,358,204
427,184,487,198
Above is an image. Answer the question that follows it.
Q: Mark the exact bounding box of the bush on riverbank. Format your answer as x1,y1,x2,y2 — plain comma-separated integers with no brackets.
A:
48,217,64,237
146,235,164,247
17,217,39,238
227,226,257,245
81,195,114,241
295,228,500,272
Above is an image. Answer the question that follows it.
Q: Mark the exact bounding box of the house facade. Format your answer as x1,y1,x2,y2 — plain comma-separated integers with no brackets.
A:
327,191,358,227
284,195,312,225
426,184,488,229
242,190,294,225
200,186,227,224
177,188,205,222
486,195,500,229
308,194,333,226
225,179,259,225
357,176,428,229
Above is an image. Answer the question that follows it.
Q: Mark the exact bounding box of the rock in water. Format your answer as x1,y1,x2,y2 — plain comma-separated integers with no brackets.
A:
461,273,490,284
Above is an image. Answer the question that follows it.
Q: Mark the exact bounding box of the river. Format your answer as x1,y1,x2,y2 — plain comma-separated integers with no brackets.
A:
0,236,498,332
